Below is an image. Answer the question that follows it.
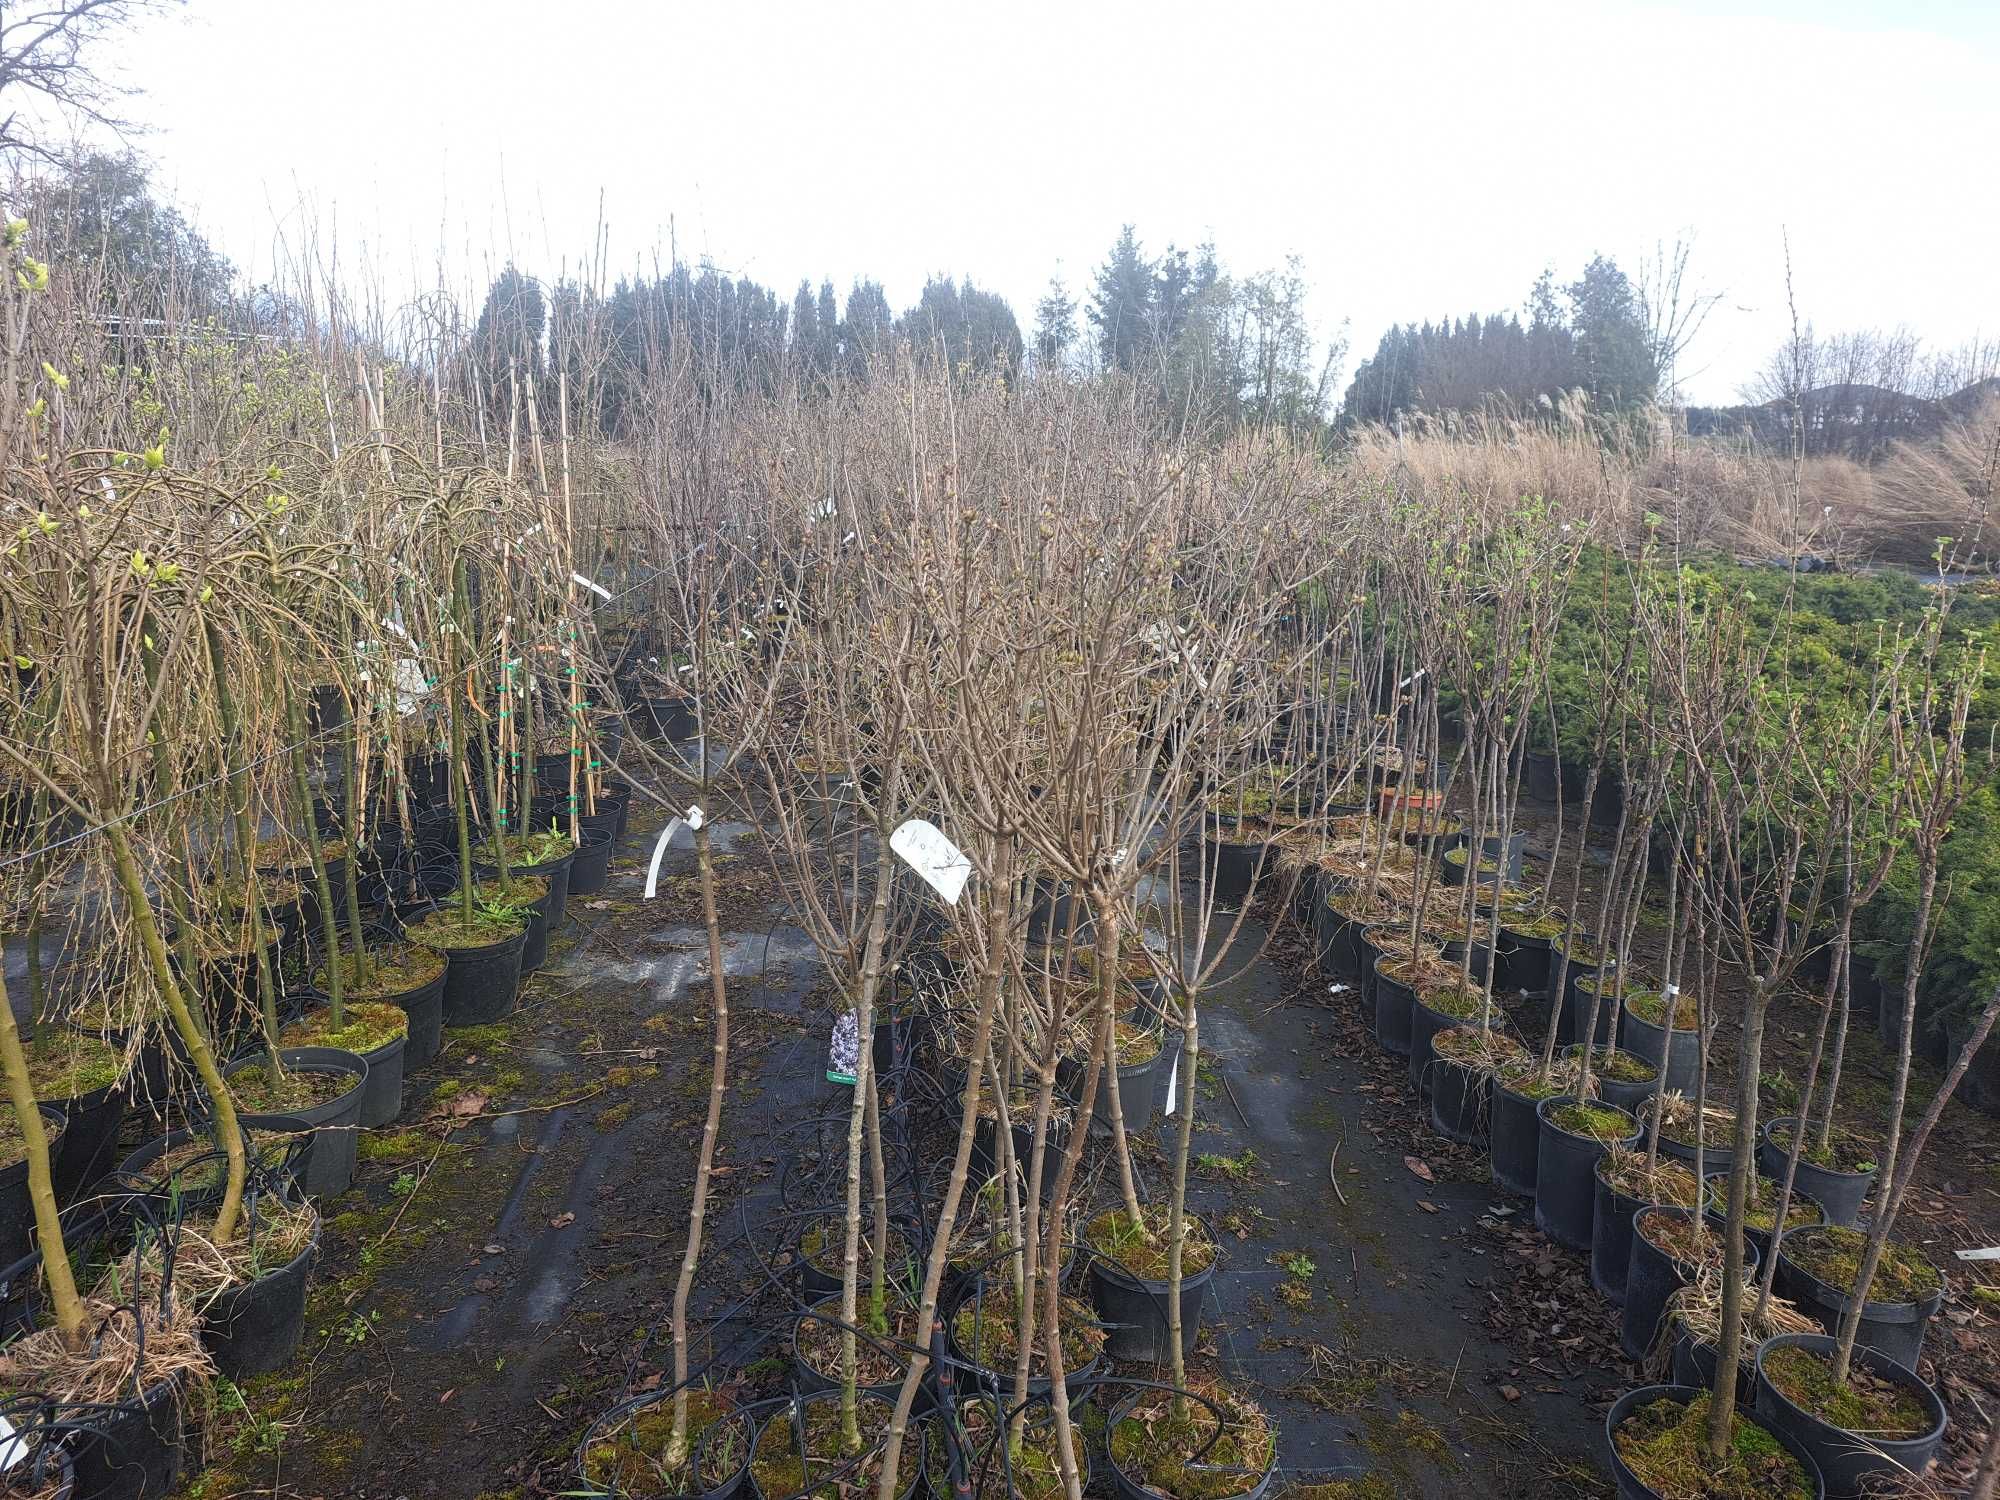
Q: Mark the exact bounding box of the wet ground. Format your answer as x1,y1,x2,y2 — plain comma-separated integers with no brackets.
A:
179,787,2000,1500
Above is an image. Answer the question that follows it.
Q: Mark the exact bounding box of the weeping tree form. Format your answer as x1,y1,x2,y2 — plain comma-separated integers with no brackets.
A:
0,462,261,1336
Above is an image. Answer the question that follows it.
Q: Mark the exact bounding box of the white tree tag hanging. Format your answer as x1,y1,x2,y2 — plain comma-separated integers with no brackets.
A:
890,819,972,905
644,805,706,898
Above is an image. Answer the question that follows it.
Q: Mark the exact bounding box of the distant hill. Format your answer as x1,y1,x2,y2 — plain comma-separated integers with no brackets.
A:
1685,377,2000,458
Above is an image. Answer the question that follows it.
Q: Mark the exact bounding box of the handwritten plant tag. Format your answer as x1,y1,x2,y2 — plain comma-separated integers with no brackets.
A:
890,819,971,905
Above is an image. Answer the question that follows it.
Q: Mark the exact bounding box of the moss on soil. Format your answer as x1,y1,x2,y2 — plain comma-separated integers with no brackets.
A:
926,1399,1079,1500
1082,1203,1218,1280
1108,1384,1275,1500
312,943,445,1001
229,1062,353,1114
1639,1211,1722,1268
798,1218,912,1277
1611,1392,1813,1500
1549,1102,1634,1141
1627,988,1700,1030
580,1392,753,1495
1497,1058,1579,1101
1786,1225,1941,1303
1761,1344,1931,1437
406,906,526,950
1417,979,1488,1020
1706,1176,1823,1234
27,1029,122,1098
749,1393,899,1500
951,1284,1104,1375
1766,1120,1876,1174
281,1001,409,1056
1580,1047,1657,1083
1114,1018,1163,1066
0,1107,33,1171
1281,1479,1396,1500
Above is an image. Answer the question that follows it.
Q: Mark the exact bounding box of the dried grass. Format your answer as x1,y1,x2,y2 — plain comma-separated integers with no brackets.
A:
0,1292,211,1409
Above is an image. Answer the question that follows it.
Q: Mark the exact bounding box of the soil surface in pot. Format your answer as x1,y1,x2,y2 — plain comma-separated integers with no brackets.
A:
1548,1102,1633,1141
1611,1391,1814,1500
927,1399,1081,1500
750,1392,900,1500
228,1061,356,1114
1109,1383,1275,1500
313,944,447,1001
1082,1202,1218,1280
281,1000,410,1054
578,1390,752,1497
1601,1152,1700,1207
1761,1343,1932,1437
1785,1225,1942,1302
1576,1047,1657,1085
1626,988,1699,1029
1765,1120,1877,1174
1706,1176,1821,1233
795,1293,920,1387
26,1028,122,1098
405,905,528,949
950,1285,1103,1377
1640,1211,1723,1267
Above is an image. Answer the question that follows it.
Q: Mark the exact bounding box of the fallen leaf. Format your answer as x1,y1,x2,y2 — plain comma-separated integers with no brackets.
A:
636,1047,659,1061
483,1242,506,1256
450,1091,490,1118
1418,1200,1440,1214
1404,1156,1434,1183
440,1389,455,1404
472,1277,498,1293
550,1212,575,1229
1500,1385,1522,1402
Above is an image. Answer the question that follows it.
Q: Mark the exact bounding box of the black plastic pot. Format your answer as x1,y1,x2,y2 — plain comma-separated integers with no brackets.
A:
1753,1333,1945,1500
200,1211,320,1379
1103,1386,1274,1500
565,826,615,897
1025,877,1093,946
113,1124,308,1214
1621,1207,1756,1362
792,1296,927,1407
1591,1155,1681,1304
225,1046,369,1200
1429,1051,1488,1144
479,846,576,931
969,1114,1069,1197
1622,999,1698,1096
0,1106,67,1266
1204,831,1273,907
752,1392,921,1500
1605,1385,1823,1500
387,961,446,1072
61,1375,186,1500
1409,995,1474,1100
1775,1235,1943,1371
1489,1079,1544,1197
431,921,529,1026
1086,1249,1214,1362
1668,1322,1753,1405
1055,1042,1161,1136
51,1081,125,1206
1755,1118,1875,1228
1372,956,1416,1058
1561,970,1617,1050
1498,925,1557,996
1534,1096,1638,1252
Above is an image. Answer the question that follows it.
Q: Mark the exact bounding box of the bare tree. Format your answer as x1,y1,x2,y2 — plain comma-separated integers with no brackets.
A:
0,0,177,165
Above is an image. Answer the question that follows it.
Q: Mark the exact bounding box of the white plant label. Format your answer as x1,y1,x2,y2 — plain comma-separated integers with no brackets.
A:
643,806,707,899
0,1415,26,1471
815,497,837,519
571,571,612,601
1165,1053,1180,1115
890,819,972,905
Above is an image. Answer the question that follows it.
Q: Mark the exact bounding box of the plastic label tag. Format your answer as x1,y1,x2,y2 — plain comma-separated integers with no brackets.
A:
890,819,971,905
1164,1054,1180,1114
572,571,612,600
0,1414,27,1470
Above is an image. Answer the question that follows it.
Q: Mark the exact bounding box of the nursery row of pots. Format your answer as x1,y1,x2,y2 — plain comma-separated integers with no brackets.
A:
1292,846,1958,1500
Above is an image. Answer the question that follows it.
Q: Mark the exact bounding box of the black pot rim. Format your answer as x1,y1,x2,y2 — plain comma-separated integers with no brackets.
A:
222,1047,369,1122
751,1389,923,1500
1754,1331,1946,1446
0,1104,69,1185
1622,995,1697,1035
574,1386,754,1500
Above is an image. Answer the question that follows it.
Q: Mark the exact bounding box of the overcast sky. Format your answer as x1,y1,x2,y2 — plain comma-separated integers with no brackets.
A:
116,0,1999,404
